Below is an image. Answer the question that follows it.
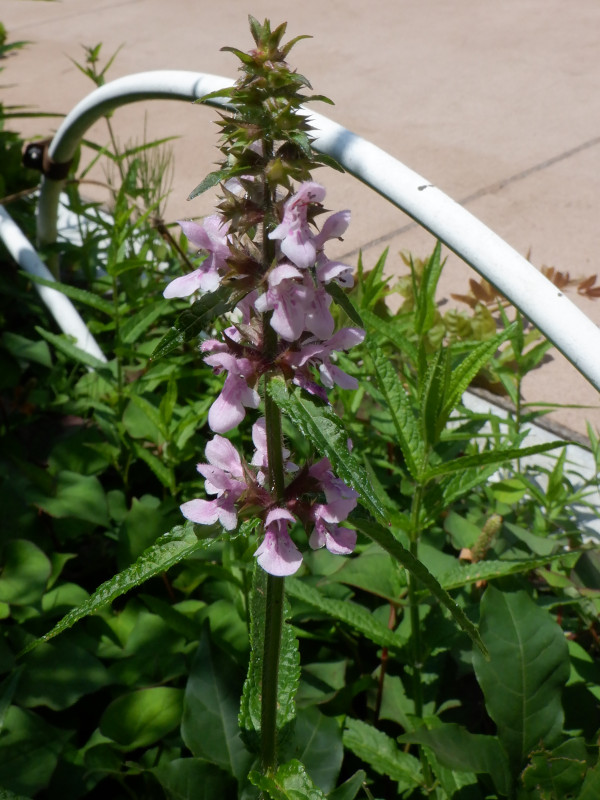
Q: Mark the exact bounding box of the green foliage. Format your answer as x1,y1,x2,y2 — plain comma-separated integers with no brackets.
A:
1,16,599,800
473,587,570,772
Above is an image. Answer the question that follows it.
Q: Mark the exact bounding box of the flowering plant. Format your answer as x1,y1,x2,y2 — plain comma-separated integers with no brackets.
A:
9,17,598,800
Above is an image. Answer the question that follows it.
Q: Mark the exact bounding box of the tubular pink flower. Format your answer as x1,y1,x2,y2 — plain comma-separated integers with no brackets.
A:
255,508,302,576
254,264,311,341
313,209,350,249
180,435,247,531
203,350,260,433
309,457,359,521
287,327,366,391
268,181,326,268
309,508,357,555
302,275,335,339
163,215,231,298
250,418,298,485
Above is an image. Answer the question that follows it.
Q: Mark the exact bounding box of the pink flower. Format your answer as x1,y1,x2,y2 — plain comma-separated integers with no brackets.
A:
309,505,356,555
180,435,247,530
163,215,231,298
287,327,366,392
202,344,260,433
254,264,311,341
309,457,359,521
268,182,326,268
314,209,350,249
302,274,335,339
250,418,298,485
254,508,302,576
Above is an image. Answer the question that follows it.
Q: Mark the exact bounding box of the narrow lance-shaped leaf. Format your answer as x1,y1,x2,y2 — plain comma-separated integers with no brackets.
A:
352,517,487,655
343,718,422,786
325,282,363,327
442,323,517,421
421,439,568,482
35,326,113,376
360,307,418,364
439,551,581,591
267,378,384,520
152,285,246,360
24,272,115,316
365,339,425,480
414,241,444,336
285,578,407,650
20,523,214,654
419,346,450,447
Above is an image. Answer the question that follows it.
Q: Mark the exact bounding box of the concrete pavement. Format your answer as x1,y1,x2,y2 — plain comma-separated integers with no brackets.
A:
2,0,600,434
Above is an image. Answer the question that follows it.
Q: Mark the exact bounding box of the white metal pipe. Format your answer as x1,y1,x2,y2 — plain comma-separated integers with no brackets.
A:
34,70,600,392
37,72,234,247
0,204,107,362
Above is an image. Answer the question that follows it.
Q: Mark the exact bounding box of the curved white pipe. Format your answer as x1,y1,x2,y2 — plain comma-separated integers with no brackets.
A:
0,204,107,362
35,70,600,392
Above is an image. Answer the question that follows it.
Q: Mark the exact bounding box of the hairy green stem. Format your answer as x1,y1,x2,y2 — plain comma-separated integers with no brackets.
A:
408,484,433,788
260,377,287,774
260,572,285,774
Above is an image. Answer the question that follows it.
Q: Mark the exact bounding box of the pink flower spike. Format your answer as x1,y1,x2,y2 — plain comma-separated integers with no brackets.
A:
255,508,303,576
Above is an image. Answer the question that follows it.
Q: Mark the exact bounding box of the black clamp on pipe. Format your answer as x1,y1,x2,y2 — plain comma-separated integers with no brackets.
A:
22,139,73,180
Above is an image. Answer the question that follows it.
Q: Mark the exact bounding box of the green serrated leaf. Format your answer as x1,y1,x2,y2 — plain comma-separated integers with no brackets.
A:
439,552,572,590
152,285,245,360
360,308,418,363
414,241,444,336
365,340,424,480
286,578,405,649
21,523,211,654
442,324,516,420
419,347,450,447
422,440,567,482
343,718,422,786
352,517,487,654
249,759,327,799
267,378,384,520
120,300,167,344
187,166,249,200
